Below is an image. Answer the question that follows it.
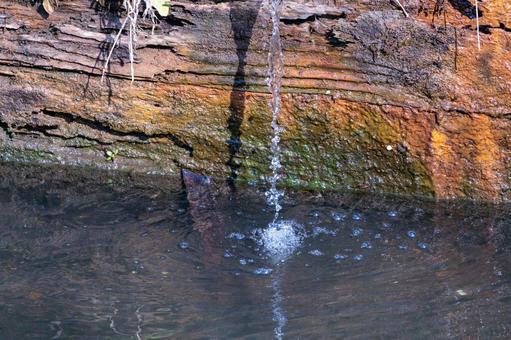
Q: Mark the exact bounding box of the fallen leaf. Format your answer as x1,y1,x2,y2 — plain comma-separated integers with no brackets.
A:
42,0,55,15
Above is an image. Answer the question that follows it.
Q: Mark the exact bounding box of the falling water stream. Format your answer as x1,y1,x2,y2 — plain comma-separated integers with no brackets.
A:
263,1,302,338
265,0,284,222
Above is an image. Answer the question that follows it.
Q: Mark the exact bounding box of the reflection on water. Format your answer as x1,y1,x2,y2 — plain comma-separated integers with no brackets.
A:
0,163,510,339
271,269,286,340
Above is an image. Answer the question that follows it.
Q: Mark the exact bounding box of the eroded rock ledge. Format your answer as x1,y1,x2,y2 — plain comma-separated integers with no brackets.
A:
0,0,510,201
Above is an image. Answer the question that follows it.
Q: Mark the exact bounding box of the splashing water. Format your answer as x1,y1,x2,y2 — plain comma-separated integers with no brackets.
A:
265,0,285,222
255,220,305,262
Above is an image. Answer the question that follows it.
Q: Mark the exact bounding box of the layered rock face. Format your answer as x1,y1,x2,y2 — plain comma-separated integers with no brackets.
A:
0,0,510,200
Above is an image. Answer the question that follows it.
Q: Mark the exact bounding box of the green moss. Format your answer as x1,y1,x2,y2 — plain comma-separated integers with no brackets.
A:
461,177,478,196
0,146,58,163
234,109,435,198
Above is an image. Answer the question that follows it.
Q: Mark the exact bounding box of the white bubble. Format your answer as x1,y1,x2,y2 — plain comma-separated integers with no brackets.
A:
227,232,246,240
312,226,337,237
254,267,273,275
308,249,324,256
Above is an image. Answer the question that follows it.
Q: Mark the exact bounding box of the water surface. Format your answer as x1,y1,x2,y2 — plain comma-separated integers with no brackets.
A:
0,163,510,339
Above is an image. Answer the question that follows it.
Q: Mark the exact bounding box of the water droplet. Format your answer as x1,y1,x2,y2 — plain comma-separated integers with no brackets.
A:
253,267,273,275
309,210,321,217
178,241,190,250
388,210,398,217
308,249,324,256
353,254,364,261
374,233,382,239
331,212,346,221
351,227,363,237
417,242,428,250
334,254,348,260
361,241,372,249
407,230,417,238
382,222,391,229
398,244,408,250
239,259,247,265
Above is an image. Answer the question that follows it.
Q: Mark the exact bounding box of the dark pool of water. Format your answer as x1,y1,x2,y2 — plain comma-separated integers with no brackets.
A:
0,163,510,339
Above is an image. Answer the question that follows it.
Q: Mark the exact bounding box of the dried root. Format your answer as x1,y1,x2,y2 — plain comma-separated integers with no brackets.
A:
101,0,160,83
392,0,409,18
475,0,481,51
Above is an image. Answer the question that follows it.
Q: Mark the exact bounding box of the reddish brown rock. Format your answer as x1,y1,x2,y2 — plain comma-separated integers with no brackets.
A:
0,0,510,200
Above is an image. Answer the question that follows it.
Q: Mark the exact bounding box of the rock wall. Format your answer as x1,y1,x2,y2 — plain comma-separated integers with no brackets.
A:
0,0,510,200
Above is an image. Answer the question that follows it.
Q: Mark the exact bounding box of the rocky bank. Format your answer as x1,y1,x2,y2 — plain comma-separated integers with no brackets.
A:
0,0,510,200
